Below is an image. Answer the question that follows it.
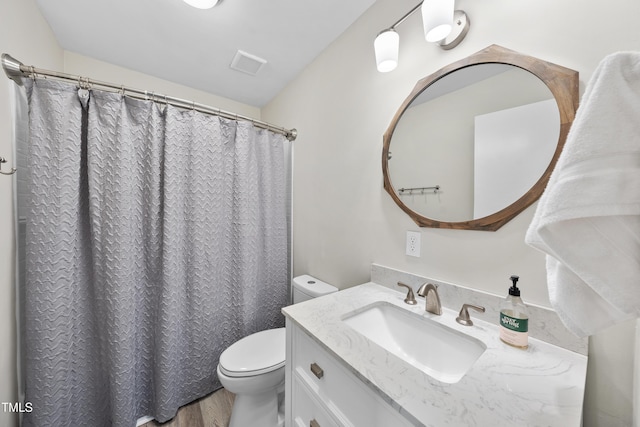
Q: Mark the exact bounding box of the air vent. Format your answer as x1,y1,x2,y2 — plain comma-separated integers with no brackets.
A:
230,50,267,76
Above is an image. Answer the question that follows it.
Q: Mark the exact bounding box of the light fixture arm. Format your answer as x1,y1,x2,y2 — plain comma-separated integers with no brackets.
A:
374,1,423,73
374,1,470,73
388,1,423,31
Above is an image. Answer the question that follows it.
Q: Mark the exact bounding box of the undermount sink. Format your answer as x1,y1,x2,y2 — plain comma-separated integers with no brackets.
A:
342,302,486,384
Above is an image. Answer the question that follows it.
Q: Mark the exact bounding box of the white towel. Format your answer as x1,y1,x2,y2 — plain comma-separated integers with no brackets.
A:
525,52,640,338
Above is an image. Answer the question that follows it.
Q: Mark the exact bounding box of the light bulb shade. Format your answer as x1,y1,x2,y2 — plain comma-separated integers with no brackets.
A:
374,29,399,73
421,0,454,42
183,0,219,9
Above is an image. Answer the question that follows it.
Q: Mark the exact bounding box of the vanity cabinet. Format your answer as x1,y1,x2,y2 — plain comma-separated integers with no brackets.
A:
283,282,588,426
285,321,414,427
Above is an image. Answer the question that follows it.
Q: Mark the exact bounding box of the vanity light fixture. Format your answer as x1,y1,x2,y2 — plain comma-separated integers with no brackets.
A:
374,29,400,73
422,0,454,42
374,0,469,73
183,0,219,9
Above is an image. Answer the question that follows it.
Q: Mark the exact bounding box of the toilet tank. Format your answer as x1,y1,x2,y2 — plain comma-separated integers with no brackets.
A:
292,275,337,304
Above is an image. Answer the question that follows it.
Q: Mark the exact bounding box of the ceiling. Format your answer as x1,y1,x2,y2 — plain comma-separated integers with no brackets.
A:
35,0,377,107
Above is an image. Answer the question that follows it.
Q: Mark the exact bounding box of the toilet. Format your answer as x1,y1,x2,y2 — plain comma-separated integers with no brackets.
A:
217,275,338,427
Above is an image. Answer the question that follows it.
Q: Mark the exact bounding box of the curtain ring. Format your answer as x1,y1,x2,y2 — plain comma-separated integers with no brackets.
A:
77,76,90,90
120,85,125,96
29,66,36,80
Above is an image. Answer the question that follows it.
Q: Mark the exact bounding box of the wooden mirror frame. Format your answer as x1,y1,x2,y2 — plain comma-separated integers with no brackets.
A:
382,45,579,231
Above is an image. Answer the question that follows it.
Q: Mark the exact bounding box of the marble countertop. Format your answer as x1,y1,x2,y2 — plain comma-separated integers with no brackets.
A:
282,282,588,427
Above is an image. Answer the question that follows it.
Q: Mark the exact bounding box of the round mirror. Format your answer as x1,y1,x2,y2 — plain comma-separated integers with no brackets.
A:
382,45,579,231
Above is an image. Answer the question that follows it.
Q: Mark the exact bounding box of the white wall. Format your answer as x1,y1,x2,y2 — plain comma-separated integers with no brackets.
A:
474,98,558,218
262,0,640,425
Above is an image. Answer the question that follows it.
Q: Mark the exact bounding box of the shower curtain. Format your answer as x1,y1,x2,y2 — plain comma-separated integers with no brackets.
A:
19,79,290,427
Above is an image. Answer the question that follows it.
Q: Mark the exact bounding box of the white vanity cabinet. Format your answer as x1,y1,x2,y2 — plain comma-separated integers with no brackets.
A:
285,321,414,427
282,282,588,426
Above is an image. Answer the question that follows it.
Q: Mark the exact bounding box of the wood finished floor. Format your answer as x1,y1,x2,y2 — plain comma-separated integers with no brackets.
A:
142,388,235,427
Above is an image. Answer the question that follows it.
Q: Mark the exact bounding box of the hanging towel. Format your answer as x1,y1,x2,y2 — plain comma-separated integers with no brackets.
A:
525,52,640,338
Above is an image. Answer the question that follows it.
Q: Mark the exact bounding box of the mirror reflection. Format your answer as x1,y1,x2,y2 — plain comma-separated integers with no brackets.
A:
388,64,559,222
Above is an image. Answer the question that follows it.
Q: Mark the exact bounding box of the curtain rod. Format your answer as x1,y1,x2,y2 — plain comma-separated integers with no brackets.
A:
1,53,297,141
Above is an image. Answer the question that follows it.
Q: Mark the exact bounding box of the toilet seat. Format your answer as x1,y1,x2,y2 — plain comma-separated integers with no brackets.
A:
219,327,286,377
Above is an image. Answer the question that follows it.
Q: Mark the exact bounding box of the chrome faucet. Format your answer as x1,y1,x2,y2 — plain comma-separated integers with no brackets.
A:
416,283,442,315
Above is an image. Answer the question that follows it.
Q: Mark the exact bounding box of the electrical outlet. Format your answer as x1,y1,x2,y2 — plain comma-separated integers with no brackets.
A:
406,231,421,257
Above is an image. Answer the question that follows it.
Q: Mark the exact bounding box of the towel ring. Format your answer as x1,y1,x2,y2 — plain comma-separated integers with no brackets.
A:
0,157,16,176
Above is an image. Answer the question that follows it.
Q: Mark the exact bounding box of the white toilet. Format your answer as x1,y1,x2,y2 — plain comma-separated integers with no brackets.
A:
217,275,338,427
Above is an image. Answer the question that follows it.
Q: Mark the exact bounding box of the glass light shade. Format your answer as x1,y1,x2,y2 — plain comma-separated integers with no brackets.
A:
421,0,454,42
374,29,399,73
183,0,219,9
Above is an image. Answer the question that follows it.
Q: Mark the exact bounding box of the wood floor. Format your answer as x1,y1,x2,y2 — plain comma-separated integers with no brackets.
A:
142,388,235,427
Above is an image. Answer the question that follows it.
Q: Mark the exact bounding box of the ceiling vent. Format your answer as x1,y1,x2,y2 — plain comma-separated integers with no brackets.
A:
230,50,267,76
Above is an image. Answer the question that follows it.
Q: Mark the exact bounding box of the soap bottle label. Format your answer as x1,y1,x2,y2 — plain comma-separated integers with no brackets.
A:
500,312,528,348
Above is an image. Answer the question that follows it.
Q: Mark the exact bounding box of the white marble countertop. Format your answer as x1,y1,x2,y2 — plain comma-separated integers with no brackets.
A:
282,282,588,427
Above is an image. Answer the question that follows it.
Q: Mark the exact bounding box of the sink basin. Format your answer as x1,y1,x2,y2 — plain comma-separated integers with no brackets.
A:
342,302,486,384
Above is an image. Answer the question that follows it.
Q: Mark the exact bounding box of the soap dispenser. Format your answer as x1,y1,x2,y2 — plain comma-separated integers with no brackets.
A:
499,275,529,349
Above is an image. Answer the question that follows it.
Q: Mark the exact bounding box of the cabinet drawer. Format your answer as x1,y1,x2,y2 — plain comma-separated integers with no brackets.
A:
292,377,339,427
292,327,413,427
292,327,343,406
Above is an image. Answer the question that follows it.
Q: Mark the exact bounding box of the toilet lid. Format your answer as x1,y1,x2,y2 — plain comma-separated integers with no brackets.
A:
218,327,286,377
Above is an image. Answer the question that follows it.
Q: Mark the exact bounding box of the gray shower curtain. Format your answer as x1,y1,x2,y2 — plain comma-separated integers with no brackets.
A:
20,79,290,427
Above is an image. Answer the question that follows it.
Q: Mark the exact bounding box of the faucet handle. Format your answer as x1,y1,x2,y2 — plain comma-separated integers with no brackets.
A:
456,303,486,326
397,282,417,305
